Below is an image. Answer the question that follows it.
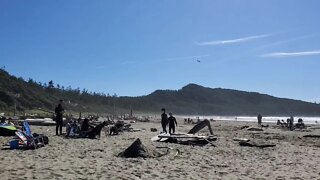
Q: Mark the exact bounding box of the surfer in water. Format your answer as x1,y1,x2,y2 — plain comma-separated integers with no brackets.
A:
168,112,177,134
55,100,64,136
161,108,168,133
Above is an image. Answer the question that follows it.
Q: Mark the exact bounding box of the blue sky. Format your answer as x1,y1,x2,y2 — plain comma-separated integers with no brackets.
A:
0,0,320,102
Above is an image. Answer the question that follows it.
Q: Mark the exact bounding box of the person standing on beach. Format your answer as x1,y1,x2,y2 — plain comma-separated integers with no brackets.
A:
55,100,64,135
161,108,168,133
257,114,262,127
168,112,177,134
289,115,294,130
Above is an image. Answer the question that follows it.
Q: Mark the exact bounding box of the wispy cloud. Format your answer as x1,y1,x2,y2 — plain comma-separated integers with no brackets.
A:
197,34,270,46
253,34,319,51
262,50,320,58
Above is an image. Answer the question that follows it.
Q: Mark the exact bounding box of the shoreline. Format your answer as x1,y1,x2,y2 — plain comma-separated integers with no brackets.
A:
175,115,320,125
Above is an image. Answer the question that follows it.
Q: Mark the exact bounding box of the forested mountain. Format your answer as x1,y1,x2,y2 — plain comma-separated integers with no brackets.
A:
1,68,320,116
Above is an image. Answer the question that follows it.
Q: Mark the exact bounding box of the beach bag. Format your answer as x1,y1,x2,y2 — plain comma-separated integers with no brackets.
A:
33,133,49,144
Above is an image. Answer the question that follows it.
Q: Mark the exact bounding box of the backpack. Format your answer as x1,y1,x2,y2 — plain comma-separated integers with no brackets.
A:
33,133,49,145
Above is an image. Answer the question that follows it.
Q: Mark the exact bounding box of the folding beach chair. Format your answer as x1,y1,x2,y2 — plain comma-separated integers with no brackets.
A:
19,121,45,148
15,130,38,149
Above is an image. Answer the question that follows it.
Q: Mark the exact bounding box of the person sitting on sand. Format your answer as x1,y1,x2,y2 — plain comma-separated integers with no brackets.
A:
80,118,94,137
161,108,168,133
295,118,305,128
71,120,80,136
87,121,107,139
277,120,281,125
109,121,125,135
66,119,80,137
168,113,177,134
79,119,107,139
66,120,72,137
281,119,287,126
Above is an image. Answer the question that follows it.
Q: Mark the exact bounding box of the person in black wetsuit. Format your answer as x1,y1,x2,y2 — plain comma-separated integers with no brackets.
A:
168,112,177,134
80,118,94,137
55,100,64,135
257,114,262,127
161,108,168,133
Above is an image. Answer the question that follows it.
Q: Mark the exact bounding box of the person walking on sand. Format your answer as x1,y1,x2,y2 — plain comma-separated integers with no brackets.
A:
168,112,177,134
55,100,64,135
161,108,168,134
257,114,262,127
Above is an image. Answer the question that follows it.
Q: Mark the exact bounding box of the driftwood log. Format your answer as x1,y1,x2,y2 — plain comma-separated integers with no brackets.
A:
239,141,276,148
247,127,263,131
303,135,320,138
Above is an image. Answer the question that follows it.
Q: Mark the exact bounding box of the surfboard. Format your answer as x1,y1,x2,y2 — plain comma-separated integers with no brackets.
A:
151,132,169,142
159,134,170,142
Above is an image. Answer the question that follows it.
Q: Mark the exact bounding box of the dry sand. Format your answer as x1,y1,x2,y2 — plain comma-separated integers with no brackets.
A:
1,119,320,180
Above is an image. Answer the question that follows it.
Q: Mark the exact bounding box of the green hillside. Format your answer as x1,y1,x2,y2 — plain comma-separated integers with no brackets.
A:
141,84,320,116
1,68,320,116
0,68,118,115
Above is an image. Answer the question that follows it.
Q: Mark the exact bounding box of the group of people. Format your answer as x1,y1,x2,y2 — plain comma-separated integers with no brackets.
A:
277,116,305,129
54,100,107,139
160,108,177,134
258,114,305,130
0,116,15,126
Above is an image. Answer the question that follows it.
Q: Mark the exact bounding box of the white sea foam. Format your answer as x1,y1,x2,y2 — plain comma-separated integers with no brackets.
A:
178,116,320,125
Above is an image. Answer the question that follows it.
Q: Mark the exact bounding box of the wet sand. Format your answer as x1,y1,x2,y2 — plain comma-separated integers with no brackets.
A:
1,119,320,179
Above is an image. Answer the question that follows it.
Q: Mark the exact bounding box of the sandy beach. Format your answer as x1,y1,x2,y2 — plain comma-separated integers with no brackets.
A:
1,119,320,180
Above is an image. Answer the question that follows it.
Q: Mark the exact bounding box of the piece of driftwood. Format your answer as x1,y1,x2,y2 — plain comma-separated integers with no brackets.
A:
240,125,250,130
303,135,320,138
247,127,263,131
158,134,216,139
239,141,276,148
188,120,213,135
233,137,250,142
12,119,56,126
156,134,217,146
152,121,216,146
